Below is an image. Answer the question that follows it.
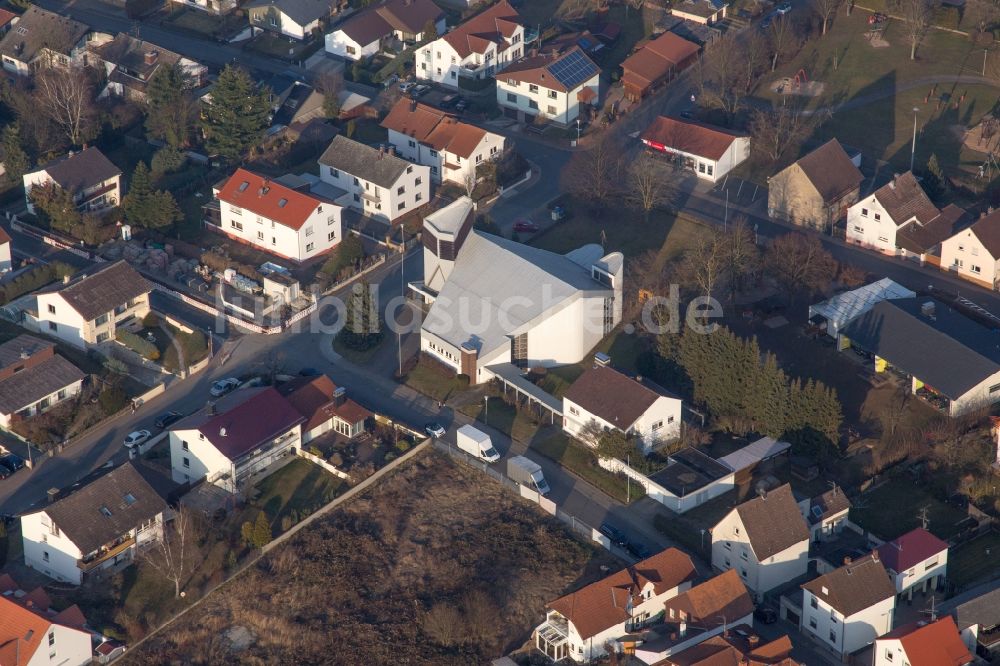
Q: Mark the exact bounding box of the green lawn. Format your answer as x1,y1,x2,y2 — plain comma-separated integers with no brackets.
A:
948,532,1000,589
403,356,468,402
248,458,346,537
530,428,645,504
459,399,541,442
850,478,968,541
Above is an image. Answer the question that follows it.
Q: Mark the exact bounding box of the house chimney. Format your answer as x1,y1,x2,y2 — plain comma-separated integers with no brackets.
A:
62,274,71,284
19,350,29,360
333,386,346,406
47,488,59,504
594,352,611,368
388,145,395,157
144,51,158,65
378,145,385,160
679,621,688,637
748,635,760,647
220,427,227,437
872,549,880,562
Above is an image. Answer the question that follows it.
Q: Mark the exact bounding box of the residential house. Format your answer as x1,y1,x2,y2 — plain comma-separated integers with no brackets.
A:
279,374,372,442
940,208,1000,289
954,586,1000,659
839,297,1000,416
800,554,896,658
0,578,91,666
621,31,700,101
0,335,85,427
656,631,801,666
412,196,623,382
270,82,330,131
846,171,969,263
496,47,601,126
875,616,972,666
799,486,852,542
212,168,343,262
23,147,123,215
0,7,89,76
88,34,207,102
0,10,17,39
168,387,304,491
0,226,11,273
325,0,445,61
633,569,755,664
32,261,151,351
247,0,347,41
808,278,915,340
711,484,810,600
671,0,728,24
562,362,682,453
180,0,237,16
632,447,735,513
318,135,431,223
875,527,948,600
641,116,749,183
767,139,863,232
534,548,698,662
381,98,506,185
417,0,524,87
21,462,168,585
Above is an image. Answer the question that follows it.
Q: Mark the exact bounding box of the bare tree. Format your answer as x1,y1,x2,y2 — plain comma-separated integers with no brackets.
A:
769,14,799,70
561,134,623,205
696,32,751,123
680,232,726,298
749,103,813,162
33,67,97,147
315,71,345,119
899,0,937,59
765,232,838,300
421,603,464,646
626,153,673,218
625,0,645,17
143,509,202,599
813,0,843,34
463,170,477,197
720,216,761,300
744,31,770,93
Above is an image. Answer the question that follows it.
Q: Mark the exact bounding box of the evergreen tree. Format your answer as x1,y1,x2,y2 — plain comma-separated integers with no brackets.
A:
201,65,271,161
337,280,383,351
923,153,948,201
749,353,789,437
1,124,29,185
251,511,271,549
122,162,183,230
146,63,196,149
29,184,81,233
595,430,638,461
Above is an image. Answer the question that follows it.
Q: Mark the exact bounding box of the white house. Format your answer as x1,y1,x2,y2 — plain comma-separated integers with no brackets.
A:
32,261,152,350
799,485,852,543
381,98,506,185
412,196,623,382
318,135,430,223
0,335,85,428
562,361,681,453
641,115,749,183
875,527,948,600
278,374,372,442
800,554,896,659
711,484,809,600
23,147,123,215
0,580,92,666
940,208,1000,290
417,0,524,87
325,0,444,60
875,616,972,666
601,447,735,514
21,462,168,585
0,7,90,76
246,0,345,41
535,548,698,663
496,46,600,126
169,387,304,492
88,33,207,102
212,168,343,262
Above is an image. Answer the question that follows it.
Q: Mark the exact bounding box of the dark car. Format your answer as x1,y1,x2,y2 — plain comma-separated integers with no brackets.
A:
754,606,778,624
513,218,539,233
440,93,460,109
154,411,183,429
0,454,24,474
298,367,321,377
599,522,628,548
626,541,653,560
0,466,11,480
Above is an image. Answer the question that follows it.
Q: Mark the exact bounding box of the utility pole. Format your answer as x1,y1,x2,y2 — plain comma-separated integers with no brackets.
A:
918,506,930,530
910,107,920,172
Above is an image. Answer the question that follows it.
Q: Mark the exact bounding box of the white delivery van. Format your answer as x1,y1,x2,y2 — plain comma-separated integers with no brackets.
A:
456,424,500,462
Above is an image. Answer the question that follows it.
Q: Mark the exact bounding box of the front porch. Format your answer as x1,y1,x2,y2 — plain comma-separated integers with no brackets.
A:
535,615,570,662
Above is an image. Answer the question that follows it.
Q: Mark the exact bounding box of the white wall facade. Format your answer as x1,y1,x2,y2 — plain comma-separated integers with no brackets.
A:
802,589,895,657
417,28,524,86
386,127,505,185
598,457,735,513
319,161,430,222
170,427,234,488
0,377,83,427
21,511,85,584
35,290,150,349
325,30,379,60
24,168,122,215
889,550,948,595
564,394,681,454
180,0,238,15
711,510,808,599
846,196,901,254
941,227,1000,288
217,195,342,262
642,136,749,183
0,240,11,273
496,73,598,126
25,623,91,666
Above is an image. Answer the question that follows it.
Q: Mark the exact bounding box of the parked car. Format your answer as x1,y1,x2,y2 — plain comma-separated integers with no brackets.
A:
626,541,652,560
754,606,778,624
454,98,469,112
599,522,628,548
123,430,151,448
298,367,321,377
0,467,10,480
424,422,446,438
398,81,415,93
0,454,24,474
775,2,792,14
513,218,539,233
410,84,430,98
154,411,183,429
440,93,460,108
210,378,241,397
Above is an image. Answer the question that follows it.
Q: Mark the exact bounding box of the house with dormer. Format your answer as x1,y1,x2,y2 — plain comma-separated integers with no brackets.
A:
0,6,90,76
325,0,444,61
875,527,948,600
0,575,92,666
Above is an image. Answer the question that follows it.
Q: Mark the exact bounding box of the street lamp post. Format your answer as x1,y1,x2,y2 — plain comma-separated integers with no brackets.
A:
484,395,489,426
575,118,581,143
910,107,920,172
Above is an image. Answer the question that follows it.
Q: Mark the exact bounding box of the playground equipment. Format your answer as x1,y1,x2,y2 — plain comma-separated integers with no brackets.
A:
791,68,808,90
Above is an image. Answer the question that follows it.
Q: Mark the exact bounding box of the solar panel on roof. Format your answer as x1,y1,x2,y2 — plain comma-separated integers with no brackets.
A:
548,50,598,89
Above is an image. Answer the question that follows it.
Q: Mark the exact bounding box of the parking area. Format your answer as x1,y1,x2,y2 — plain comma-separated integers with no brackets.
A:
707,175,767,210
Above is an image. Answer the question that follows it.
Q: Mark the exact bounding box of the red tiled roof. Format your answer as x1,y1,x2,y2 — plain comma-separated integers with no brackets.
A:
500,46,600,93
51,605,87,631
0,227,11,245
217,168,325,231
548,548,697,640
0,10,15,28
443,0,521,58
876,527,948,574
666,570,754,628
195,387,305,461
380,99,490,159
883,616,972,666
0,596,51,666
641,116,746,161
622,32,699,87
279,375,372,431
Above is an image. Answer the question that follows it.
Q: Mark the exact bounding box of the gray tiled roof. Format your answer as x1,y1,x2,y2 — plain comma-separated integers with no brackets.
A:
0,335,53,372
0,6,88,64
318,135,412,188
44,261,151,322
734,484,809,560
0,355,84,415
955,587,1000,630
38,147,122,195
245,0,336,26
802,555,896,617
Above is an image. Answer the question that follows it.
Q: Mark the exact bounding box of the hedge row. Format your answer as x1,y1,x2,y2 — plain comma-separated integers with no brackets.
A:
116,330,160,361
0,262,76,306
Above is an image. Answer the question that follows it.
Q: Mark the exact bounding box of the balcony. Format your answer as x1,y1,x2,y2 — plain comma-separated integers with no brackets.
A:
361,190,381,204
79,536,135,573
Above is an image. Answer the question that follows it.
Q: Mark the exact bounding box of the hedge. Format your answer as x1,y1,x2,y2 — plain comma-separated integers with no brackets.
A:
116,330,160,361
0,262,76,305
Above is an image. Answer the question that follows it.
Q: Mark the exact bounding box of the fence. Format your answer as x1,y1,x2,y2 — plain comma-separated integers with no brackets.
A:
152,283,318,335
296,448,351,480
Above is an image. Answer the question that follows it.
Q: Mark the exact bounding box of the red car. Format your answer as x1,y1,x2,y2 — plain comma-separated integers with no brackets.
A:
513,218,539,233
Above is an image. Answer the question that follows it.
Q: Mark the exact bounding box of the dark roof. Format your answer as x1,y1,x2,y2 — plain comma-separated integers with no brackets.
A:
807,487,852,526
733,484,809,560
37,147,121,195
641,116,746,161
89,34,185,81
319,135,413,187
794,139,863,203
666,569,754,626
563,364,674,428
336,8,392,45
0,6,88,64
46,261,152,321
840,297,1000,399
801,555,896,617
965,208,1000,257
42,462,168,555
954,587,1000,630
0,355,84,415
501,47,600,93
245,0,336,25
870,171,939,226
876,528,948,574
0,335,53,372
374,0,443,35
649,447,732,497
896,204,970,255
